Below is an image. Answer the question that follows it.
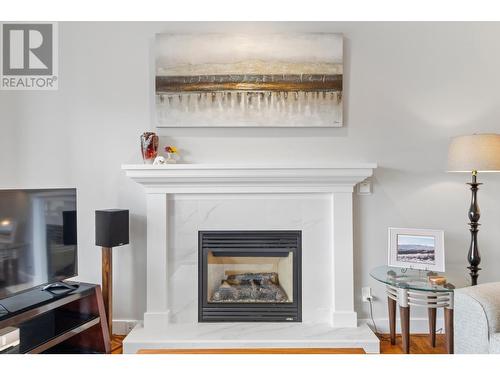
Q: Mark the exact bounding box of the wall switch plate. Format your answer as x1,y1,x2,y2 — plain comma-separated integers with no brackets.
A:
362,287,372,302
357,179,372,195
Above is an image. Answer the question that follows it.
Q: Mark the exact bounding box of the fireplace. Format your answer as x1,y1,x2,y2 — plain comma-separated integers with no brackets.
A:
122,164,379,354
198,231,302,322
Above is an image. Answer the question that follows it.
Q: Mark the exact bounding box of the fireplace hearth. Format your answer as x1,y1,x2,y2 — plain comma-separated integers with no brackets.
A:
198,231,302,322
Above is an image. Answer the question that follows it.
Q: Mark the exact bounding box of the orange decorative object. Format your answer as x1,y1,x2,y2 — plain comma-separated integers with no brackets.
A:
428,275,447,285
164,145,178,154
140,132,159,164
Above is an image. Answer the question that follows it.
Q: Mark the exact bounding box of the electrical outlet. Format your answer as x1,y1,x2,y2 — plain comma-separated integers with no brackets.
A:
362,287,372,302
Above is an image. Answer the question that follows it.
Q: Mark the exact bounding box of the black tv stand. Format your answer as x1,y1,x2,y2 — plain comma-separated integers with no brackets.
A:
0,283,110,354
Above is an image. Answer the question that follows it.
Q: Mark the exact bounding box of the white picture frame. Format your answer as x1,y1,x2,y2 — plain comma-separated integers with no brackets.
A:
388,227,445,272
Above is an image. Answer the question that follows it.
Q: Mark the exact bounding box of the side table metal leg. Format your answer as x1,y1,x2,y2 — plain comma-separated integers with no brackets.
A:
388,297,397,345
445,307,454,354
400,305,410,354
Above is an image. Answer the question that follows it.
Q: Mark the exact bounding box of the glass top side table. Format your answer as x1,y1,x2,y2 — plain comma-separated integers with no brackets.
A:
370,266,464,354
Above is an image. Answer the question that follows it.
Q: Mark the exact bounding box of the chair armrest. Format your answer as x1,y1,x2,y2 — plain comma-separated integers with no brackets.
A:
454,282,500,354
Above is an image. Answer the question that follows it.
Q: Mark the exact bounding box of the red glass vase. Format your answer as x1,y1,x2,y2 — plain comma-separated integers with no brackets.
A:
140,132,159,164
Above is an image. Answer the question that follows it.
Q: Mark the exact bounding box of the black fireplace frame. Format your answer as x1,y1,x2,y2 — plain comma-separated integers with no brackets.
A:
198,230,302,323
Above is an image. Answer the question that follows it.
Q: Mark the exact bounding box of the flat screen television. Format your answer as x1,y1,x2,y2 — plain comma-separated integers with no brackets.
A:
0,188,77,300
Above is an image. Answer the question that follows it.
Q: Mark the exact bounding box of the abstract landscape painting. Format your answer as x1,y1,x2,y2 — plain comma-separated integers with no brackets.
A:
396,234,436,265
155,33,343,127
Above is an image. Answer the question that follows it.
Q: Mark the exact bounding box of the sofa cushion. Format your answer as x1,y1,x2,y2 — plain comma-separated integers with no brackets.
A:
456,282,500,335
454,290,490,353
489,333,500,354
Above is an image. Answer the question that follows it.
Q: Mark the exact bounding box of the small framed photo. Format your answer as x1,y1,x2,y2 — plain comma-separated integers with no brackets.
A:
388,227,445,272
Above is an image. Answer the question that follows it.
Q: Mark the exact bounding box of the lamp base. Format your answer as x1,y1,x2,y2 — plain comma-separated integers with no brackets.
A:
467,266,481,286
466,172,482,286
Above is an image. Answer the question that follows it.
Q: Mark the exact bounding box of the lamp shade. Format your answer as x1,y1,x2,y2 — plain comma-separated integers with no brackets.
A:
448,133,500,172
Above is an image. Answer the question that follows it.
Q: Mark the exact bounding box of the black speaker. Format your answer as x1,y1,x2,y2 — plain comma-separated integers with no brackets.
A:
95,209,129,247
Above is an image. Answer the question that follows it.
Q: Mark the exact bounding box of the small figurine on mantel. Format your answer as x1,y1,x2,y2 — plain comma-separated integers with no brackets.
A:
151,144,180,165
164,145,179,164
153,155,166,165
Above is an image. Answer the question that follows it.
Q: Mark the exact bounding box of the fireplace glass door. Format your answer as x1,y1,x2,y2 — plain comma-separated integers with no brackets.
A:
207,252,294,304
199,231,301,322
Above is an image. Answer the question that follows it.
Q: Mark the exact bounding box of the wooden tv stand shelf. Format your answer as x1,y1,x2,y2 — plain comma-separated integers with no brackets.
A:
0,283,110,354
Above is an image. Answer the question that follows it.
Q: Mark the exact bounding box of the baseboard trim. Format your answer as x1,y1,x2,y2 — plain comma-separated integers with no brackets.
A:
358,318,444,334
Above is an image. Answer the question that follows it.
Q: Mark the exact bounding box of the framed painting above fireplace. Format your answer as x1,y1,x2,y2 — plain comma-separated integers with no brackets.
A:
155,33,343,127
198,230,302,322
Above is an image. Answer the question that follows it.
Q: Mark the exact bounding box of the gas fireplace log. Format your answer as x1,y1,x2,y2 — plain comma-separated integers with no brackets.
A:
211,272,289,303
225,272,279,286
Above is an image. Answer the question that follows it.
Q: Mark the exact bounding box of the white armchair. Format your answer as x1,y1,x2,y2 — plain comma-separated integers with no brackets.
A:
454,282,500,354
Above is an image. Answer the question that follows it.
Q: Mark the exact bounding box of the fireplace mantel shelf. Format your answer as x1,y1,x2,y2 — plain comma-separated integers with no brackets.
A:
122,163,377,193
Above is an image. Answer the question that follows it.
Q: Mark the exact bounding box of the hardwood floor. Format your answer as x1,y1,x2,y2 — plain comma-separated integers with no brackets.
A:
378,334,447,354
111,333,447,354
112,335,126,354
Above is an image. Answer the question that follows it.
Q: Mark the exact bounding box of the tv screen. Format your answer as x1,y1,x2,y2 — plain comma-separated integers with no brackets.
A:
0,189,77,299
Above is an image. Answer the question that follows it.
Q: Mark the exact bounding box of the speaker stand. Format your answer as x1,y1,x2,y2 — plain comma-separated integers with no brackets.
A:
101,246,113,338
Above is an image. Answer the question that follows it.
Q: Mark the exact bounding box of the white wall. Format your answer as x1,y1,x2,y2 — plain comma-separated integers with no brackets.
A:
2,22,500,329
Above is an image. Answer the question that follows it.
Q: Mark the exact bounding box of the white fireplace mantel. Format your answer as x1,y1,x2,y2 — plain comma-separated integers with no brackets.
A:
122,163,377,193
122,163,377,334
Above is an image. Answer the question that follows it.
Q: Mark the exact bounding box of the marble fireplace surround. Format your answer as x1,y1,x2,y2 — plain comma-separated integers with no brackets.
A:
122,163,379,353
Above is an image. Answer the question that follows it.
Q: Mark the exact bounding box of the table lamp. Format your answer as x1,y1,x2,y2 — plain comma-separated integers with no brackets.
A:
448,133,500,285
